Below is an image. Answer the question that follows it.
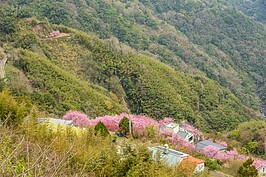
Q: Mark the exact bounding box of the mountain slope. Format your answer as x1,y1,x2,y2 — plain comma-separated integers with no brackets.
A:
6,0,266,114
223,0,266,24
1,18,256,132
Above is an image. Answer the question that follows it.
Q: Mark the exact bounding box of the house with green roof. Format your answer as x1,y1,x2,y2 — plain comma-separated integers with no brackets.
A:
160,123,195,144
177,129,194,144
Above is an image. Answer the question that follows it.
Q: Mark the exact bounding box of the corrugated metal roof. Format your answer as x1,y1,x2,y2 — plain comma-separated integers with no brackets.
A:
150,146,189,167
196,140,227,151
38,118,73,126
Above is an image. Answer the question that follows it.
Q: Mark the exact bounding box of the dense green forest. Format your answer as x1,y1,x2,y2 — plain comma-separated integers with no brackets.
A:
0,0,265,132
223,0,266,24
0,15,257,132
4,0,266,115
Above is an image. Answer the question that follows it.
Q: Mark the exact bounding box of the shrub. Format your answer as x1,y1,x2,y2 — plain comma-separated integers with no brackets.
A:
119,117,130,135
205,158,221,171
237,158,258,177
94,121,110,137
0,89,26,125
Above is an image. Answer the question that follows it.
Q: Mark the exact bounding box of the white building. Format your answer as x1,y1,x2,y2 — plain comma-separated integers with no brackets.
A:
149,145,205,174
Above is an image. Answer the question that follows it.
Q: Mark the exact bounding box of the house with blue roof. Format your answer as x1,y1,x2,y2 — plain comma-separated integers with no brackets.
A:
149,145,205,173
196,140,227,152
149,145,189,166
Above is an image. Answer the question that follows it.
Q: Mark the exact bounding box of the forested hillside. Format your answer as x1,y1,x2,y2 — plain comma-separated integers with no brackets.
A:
0,15,257,132
1,1,266,176
1,0,266,130
223,0,266,24
5,0,266,115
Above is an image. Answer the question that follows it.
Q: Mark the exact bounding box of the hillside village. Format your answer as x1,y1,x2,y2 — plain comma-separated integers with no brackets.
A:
37,111,266,176
0,0,265,176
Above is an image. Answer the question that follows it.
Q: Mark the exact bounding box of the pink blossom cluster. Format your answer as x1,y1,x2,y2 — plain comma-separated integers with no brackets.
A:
160,129,174,136
253,160,266,169
49,30,60,38
202,145,240,162
168,133,195,151
63,110,90,127
89,113,160,135
159,118,174,126
218,141,228,147
202,145,220,157
89,115,121,131
181,121,202,140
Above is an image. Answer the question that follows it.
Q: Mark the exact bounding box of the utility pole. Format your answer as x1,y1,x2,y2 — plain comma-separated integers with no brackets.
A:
129,119,132,138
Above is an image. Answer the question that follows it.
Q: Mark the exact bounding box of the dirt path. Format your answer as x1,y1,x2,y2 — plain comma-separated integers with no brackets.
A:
209,171,232,177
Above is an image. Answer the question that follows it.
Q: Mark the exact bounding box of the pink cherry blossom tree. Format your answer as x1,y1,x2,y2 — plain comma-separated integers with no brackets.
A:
202,145,220,158
63,110,90,127
159,118,174,126
88,113,160,134
181,121,202,141
168,133,195,151
218,141,228,147
160,129,174,137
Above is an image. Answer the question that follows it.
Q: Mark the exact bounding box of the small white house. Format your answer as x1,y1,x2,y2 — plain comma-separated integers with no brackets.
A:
253,161,266,177
258,165,266,177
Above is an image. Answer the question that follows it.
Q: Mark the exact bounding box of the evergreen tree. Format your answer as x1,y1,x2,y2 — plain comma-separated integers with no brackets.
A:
237,158,258,177
119,117,131,135
94,121,110,137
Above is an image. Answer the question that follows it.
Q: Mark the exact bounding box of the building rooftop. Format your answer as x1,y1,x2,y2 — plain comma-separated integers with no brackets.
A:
196,140,227,151
182,156,205,165
177,130,190,139
166,122,179,129
38,118,73,126
150,146,189,166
